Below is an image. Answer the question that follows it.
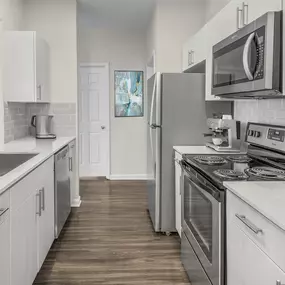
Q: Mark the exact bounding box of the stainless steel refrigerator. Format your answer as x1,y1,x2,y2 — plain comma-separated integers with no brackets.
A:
147,73,232,233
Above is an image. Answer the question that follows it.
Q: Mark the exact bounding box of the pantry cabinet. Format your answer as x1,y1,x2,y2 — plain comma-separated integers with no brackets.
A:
10,157,54,285
227,191,285,285
4,31,50,103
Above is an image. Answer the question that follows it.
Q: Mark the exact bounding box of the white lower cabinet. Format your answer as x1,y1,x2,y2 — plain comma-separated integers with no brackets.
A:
0,191,11,285
69,140,76,204
11,157,55,285
227,191,285,285
174,151,182,237
38,158,55,268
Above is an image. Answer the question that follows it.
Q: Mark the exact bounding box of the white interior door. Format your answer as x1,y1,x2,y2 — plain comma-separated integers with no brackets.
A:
79,64,110,178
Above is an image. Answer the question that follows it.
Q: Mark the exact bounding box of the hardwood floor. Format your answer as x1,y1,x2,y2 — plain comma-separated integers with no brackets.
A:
34,180,189,285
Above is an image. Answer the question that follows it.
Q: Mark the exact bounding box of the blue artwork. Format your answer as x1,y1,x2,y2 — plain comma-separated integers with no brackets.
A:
115,71,144,117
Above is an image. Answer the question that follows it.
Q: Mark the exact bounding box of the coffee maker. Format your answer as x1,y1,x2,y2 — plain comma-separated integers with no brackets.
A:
205,117,241,152
31,115,56,139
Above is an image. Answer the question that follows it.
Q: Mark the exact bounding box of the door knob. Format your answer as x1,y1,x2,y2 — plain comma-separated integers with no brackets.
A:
101,126,106,130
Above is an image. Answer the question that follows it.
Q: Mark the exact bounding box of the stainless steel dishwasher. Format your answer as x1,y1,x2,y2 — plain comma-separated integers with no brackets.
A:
54,146,71,238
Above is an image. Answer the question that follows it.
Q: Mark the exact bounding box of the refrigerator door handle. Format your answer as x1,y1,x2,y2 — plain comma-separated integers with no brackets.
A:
150,124,161,129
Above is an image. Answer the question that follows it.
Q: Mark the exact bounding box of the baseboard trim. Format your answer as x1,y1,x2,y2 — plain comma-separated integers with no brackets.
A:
109,174,148,180
71,196,82,207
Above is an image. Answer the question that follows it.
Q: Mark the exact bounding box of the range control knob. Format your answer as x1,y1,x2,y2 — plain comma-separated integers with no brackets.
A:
254,131,261,138
248,130,254,136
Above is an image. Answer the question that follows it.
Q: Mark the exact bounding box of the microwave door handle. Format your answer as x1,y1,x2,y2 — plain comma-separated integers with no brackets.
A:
243,32,256,81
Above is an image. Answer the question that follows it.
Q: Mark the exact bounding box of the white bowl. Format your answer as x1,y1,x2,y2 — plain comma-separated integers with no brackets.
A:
212,138,224,146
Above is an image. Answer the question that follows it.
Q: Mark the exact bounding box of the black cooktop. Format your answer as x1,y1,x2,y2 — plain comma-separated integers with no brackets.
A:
183,153,285,189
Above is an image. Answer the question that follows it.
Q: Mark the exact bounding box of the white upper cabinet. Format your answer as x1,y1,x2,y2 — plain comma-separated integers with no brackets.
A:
205,0,242,101
184,0,283,101
4,31,50,103
182,25,208,72
243,0,282,25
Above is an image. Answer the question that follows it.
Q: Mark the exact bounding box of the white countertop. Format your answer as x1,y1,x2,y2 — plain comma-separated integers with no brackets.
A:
225,181,285,232
0,136,75,195
173,145,242,155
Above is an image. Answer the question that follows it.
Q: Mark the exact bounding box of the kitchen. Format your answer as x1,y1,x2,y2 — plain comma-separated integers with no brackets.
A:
0,0,285,285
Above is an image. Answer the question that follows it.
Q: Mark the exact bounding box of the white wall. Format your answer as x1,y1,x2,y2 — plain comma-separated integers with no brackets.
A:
147,0,207,72
0,0,23,146
22,0,77,103
78,19,147,178
1,0,23,30
205,0,231,21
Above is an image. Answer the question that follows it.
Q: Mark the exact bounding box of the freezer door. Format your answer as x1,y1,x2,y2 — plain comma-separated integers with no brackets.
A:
147,73,161,232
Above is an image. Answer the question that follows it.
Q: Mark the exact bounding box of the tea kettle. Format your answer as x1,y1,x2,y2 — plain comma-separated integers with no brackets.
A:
31,115,56,139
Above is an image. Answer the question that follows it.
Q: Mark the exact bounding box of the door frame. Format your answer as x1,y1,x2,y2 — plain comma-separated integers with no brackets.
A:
78,62,110,179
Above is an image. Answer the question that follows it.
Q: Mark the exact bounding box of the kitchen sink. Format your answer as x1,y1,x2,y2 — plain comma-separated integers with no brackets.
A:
0,153,39,176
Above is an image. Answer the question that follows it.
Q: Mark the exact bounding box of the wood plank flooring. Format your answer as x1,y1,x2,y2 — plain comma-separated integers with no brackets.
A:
34,180,189,285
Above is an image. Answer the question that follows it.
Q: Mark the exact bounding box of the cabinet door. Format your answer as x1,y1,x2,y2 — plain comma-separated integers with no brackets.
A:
182,37,195,71
69,140,76,204
36,37,50,103
4,31,36,102
228,214,285,285
38,158,55,268
0,209,10,285
11,192,39,285
174,160,182,237
205,0,242,101
245,0,282,25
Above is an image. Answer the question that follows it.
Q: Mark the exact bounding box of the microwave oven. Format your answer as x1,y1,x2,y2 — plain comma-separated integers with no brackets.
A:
212,11,282,99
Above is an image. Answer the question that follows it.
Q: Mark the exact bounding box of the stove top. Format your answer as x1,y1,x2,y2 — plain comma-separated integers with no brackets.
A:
183,153,285,189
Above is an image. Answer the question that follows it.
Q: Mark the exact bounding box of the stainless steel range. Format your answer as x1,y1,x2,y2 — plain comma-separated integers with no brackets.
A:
180,122,285,285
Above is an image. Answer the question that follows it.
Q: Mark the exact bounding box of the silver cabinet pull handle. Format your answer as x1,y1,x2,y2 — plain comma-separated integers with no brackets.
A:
40,187,45,211
69,157,72,171
70,157,73,171
0,208,9,217
237,7,243,30
191,50,194,65
243,2,249,26
235,214,263,234
188,51,192,66
36,192,42,216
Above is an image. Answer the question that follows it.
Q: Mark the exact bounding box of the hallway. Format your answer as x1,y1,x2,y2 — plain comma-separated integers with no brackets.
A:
34,180,189,285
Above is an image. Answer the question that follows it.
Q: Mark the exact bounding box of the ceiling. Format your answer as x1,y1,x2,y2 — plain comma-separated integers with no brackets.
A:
77,0,155,31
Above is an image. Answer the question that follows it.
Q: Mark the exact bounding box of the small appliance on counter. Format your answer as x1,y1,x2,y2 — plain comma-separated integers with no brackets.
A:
205,116,241,152
31,115,56,139
181,122,285,285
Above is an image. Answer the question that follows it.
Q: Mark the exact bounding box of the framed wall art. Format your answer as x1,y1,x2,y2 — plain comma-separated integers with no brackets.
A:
114,70,144,117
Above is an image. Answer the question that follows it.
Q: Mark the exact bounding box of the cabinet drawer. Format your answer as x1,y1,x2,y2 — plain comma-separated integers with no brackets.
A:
227,191,285,272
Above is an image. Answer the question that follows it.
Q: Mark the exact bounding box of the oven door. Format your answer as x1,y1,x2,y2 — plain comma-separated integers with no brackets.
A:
182,164,222,285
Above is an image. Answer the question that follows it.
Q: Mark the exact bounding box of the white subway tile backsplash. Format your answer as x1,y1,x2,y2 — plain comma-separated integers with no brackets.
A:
4,102,77,143
234,99,285,126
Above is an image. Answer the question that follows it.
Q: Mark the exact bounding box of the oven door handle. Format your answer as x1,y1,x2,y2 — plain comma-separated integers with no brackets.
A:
243,32,256,81
182,165,220,203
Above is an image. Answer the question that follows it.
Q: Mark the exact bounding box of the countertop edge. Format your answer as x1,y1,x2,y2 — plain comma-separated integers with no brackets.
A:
0,137,76,196
224,182,285,232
